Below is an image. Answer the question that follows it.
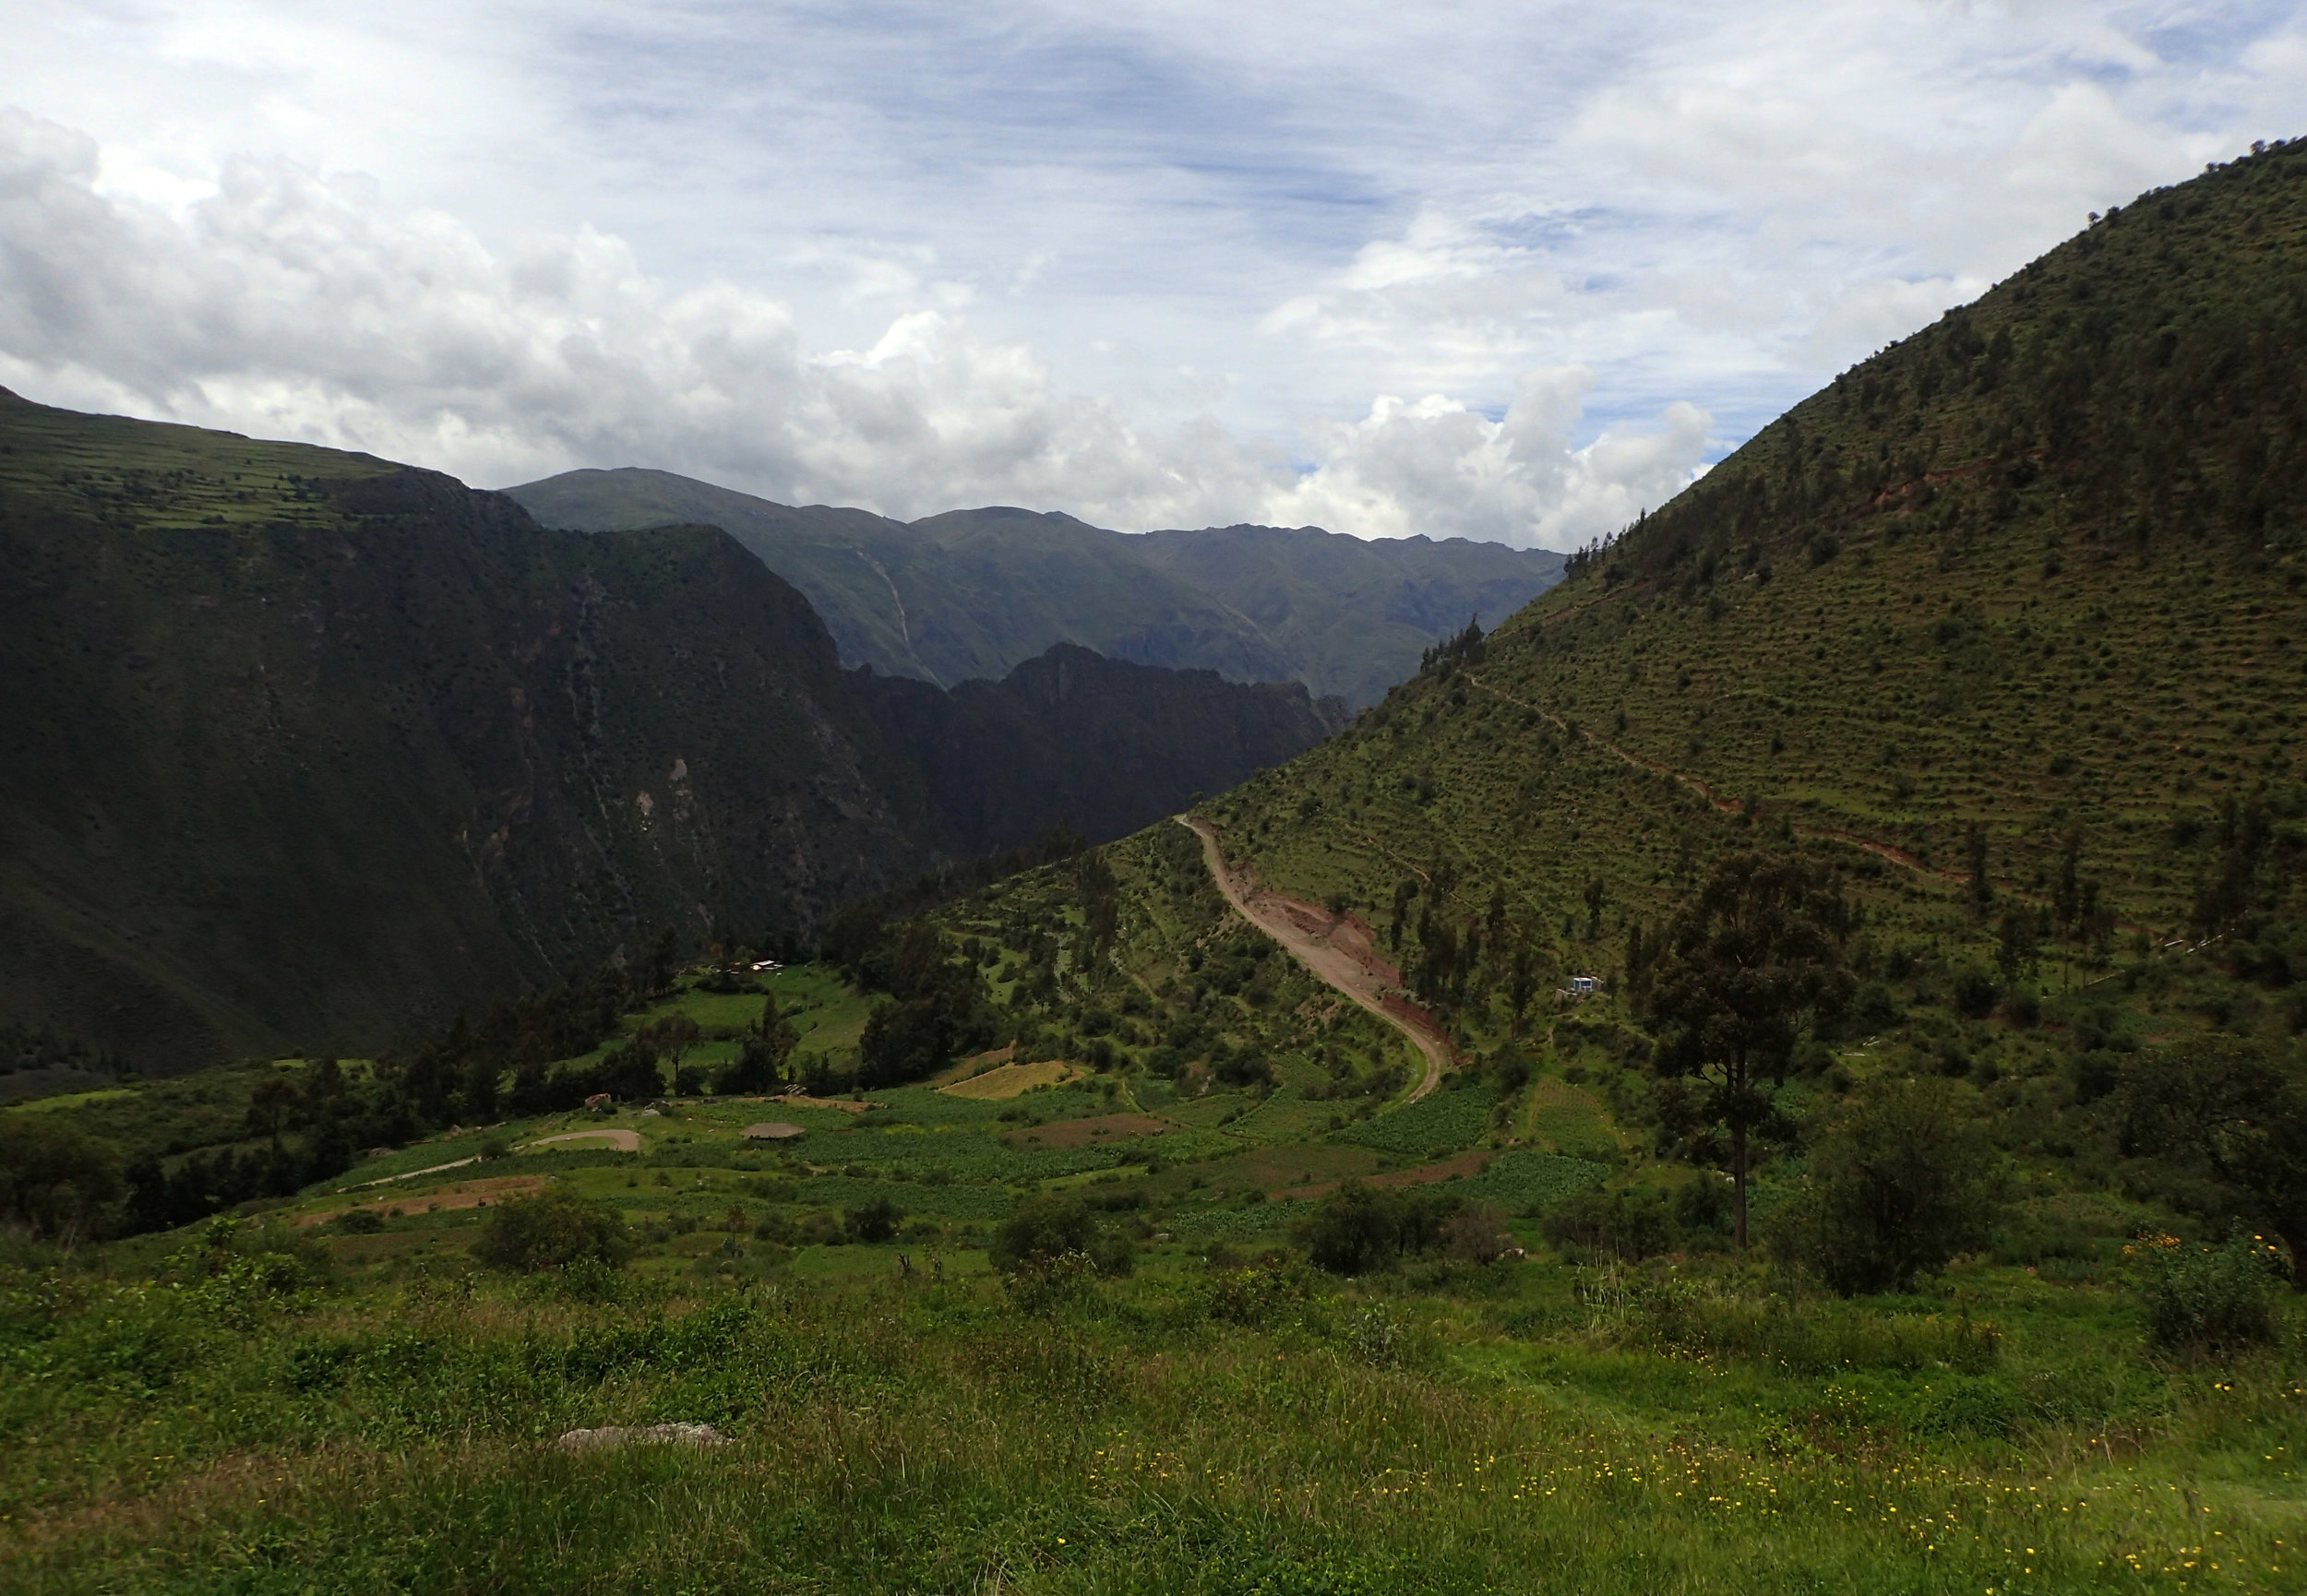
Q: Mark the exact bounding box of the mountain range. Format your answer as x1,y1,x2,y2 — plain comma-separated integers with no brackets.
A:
506,470,1564,707
0,394,1341,1069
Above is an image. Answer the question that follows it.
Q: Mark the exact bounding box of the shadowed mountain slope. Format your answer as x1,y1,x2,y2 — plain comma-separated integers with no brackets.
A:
0,394,1338,1068
1131,521,1568,709
505,471,1563,705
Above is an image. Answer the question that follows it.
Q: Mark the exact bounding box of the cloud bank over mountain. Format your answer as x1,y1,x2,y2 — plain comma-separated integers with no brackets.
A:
0,111,1703,542
2,3,2298,544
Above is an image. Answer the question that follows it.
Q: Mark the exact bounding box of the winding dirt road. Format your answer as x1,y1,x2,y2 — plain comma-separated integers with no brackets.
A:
1178,815,1454,1103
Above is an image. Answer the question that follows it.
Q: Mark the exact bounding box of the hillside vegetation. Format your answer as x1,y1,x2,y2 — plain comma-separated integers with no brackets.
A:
1,935,2297,1593
1206,138,2307,1080
509,470,1564,705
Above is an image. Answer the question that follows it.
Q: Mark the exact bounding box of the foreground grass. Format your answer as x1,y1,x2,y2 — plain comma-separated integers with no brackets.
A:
5,1237,2302,1595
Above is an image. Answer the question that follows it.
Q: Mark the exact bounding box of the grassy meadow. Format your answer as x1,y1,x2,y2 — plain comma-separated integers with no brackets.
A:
3,1196,2300,1593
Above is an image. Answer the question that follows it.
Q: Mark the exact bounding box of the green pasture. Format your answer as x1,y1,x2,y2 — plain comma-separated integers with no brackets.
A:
6,1205,2301,1594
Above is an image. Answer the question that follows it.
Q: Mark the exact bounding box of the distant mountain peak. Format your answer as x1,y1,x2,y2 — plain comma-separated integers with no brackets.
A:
508,473,1564,706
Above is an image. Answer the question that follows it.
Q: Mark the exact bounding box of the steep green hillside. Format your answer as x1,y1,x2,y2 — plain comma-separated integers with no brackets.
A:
0,396,1338,1069
1106,140,2307,1261
1208,137,2307,989
507,470,1563,703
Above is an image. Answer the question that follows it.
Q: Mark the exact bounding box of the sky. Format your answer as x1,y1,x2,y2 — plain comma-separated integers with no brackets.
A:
1,3,2301,546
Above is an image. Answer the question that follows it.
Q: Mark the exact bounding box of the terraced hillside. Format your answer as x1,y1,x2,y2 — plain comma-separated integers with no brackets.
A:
1202,137,2307,1031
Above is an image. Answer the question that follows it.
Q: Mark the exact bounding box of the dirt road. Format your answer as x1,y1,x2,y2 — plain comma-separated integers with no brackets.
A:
352,1156,477,1188
1178,815,1454,1103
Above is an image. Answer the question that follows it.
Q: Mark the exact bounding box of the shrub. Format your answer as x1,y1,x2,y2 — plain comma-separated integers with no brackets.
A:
990,1196,1131,1278
2067,1047,2122,1103
1443,1201,1516,1263
1953,969,2002,1018
525,1255,637,1304
0,1117,124,1241
1847,981,1902,1035
473,1188,629,1272
331,1208,386,1234
1776,1079,2002,1294
845,1197,902,1244
1201,1258,1314,1327
1543,1185,1676,1261
2134,1233,2286,1357
1673,1175,1733,1240
1296,1182,1458,1275
1002,1247,1102,1312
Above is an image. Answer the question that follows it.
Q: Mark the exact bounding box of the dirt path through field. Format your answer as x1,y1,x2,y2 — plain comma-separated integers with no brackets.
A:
1178,815,1454,1103
351,1156,477,1188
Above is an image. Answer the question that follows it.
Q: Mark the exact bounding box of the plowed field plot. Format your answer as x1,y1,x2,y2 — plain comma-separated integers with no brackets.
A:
1285,1149,1492,1201
1002,1113,1169,1149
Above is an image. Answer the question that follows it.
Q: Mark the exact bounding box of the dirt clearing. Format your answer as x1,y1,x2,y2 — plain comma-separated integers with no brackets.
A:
524,1128,642,1152
767,1092,879,1114
297,1175,550,1225
941,1058,1084,1099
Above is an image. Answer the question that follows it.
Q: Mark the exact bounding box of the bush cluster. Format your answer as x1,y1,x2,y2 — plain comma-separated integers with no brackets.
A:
2133,1232,2288,1357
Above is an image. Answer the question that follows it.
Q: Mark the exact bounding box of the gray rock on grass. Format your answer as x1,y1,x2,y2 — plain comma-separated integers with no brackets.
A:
554,1423,730,1452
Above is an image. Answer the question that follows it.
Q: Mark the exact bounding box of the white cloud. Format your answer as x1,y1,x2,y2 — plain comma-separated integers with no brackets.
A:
0,108,1711,544
0,2,2300,547
1262,374,1710,546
